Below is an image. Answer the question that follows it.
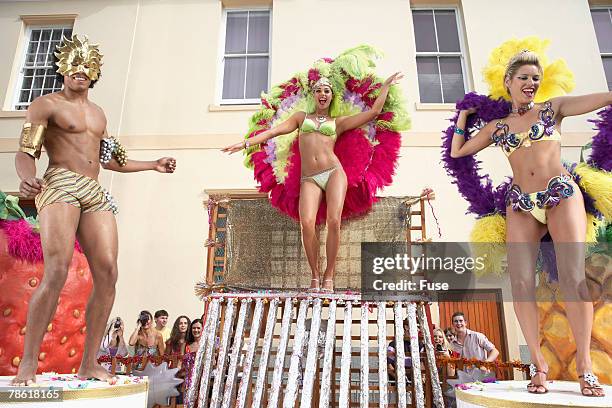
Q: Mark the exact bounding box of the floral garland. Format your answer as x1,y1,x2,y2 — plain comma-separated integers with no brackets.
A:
436,355,530,373
97,352,192,367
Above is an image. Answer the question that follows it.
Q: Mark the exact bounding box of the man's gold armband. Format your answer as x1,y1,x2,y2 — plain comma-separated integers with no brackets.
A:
19,123,46,159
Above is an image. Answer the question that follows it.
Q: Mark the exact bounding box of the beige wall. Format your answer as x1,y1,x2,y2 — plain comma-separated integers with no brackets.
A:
0,0,608,363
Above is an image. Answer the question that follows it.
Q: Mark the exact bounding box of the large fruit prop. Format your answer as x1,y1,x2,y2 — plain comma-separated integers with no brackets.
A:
0,192,92,375
242,45,410,224
537,249,612,384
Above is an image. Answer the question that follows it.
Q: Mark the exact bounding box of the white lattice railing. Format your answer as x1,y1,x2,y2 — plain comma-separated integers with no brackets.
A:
187,292,445,408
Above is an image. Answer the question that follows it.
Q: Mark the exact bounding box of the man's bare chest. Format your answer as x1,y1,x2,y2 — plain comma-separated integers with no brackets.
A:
50,106,105,137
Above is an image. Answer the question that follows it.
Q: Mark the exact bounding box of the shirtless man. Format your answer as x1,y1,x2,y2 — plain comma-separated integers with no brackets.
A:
11,34,176,385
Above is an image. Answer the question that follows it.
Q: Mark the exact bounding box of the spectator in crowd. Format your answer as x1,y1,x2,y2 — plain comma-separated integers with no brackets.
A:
387,319,424,383
444,327,457,345
165,315,191,356
154,310,171,343
129,310,165,356
98,317,128,358
186,319,203,353
433,327,456,377
449,312,499,362
165,315,191,406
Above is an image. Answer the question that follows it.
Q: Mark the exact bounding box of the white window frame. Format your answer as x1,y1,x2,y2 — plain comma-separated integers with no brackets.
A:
591,6,612,90
13,24,74,110
218,7,272,105
412,6,470,104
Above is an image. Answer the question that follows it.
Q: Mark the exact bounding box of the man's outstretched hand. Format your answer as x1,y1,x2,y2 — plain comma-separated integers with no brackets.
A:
155,157,177,173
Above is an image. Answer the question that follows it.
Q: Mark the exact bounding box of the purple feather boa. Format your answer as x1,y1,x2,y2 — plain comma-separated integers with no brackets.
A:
441,93,511,216
588,105,612,172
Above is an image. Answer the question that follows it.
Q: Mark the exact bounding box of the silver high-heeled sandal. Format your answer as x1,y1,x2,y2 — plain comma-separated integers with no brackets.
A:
320,279,334,293
307,278,320,292
578,372,605,397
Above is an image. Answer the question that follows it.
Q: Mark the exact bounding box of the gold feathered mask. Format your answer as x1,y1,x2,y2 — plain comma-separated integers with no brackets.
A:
55,34,103,81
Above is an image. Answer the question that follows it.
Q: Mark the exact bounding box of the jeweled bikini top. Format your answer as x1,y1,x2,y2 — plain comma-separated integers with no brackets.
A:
491,101,560,157
300,116,337,140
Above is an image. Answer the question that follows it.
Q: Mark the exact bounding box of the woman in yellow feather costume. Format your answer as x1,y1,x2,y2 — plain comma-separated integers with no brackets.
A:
446,37,611,397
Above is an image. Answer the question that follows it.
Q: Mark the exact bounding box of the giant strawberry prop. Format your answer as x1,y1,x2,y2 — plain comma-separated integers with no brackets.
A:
0,192,92,375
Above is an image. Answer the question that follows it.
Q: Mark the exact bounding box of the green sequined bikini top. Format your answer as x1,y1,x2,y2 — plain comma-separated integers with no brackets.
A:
300,116,337,140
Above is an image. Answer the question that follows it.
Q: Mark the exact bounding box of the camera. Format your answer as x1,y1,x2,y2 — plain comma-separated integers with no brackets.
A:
113,318,121,329
138,312,150,325
436,344,444,352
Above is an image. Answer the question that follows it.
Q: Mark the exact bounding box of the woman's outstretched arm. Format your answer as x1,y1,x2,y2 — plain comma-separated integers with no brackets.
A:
335,72,403,135
221,111,303,154
553,91,612,118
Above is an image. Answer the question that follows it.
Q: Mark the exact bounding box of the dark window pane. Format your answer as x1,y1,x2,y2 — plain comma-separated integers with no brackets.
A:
247,11,270,53
225,11,248,54
435,10,461,52
27,42,38,53
440,57,465,103
413,10,437,52
35,69,45,76
25,54,35,65
246,56,268,99
591,9,612,53
24,69,34,76
603,56,612,90
222,57,246,99
19,90,30,103
52,29,62,40
50,40,60,53
22,77,33,89
39,41,49,55
416,56,442,103
31,30,41,42
31,89,41,100
44,77,55,88
41,30,51,41
33,77,44,88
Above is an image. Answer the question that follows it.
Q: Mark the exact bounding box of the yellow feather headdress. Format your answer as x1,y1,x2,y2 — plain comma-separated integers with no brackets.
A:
483,36,575,102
